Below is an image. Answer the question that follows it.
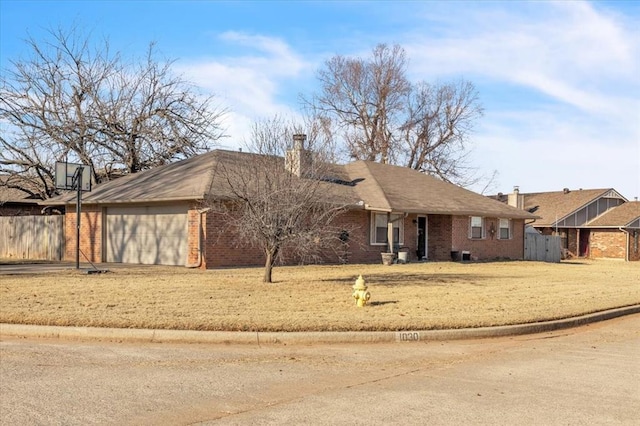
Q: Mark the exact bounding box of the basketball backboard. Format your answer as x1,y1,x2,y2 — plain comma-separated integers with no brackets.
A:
55,162,92,191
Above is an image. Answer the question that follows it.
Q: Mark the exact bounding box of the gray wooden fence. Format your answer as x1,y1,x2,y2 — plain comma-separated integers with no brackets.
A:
524,233,561,263
0,215,65,260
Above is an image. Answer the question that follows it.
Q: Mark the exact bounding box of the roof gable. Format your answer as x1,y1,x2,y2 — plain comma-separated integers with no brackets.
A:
521,188,626,227
587,201,640,228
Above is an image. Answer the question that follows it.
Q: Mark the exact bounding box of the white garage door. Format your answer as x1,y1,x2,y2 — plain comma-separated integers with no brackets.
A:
106,205,188,265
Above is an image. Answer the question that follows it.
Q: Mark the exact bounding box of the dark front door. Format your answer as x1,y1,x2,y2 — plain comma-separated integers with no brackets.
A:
417,216,427,259
579,229,591,257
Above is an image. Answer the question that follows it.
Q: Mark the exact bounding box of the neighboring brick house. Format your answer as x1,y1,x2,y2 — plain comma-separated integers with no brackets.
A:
587,202,640,261
45,142,535,268
0,177,44,216
495,187,639,261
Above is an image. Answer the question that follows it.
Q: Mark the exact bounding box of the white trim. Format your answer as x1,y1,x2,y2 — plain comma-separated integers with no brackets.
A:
498,218,512,240
469,216,485,239
370,211,404,246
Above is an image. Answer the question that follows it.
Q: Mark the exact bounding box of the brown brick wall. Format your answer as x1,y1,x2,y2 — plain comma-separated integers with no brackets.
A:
567,229,579,254
200,210,266,268
197,210,526,268
451,216,524,260
0,204,44,216
60,202,535,267
200,209,390,268
629,230,640,261
590,229,627,260
64,205,103,263
187,208,202,267
427,214,453,261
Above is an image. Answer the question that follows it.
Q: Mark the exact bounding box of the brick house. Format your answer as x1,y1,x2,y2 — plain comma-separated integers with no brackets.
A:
587,202,640,261
45,143,536,268
0,176,45,216
496,187,639,261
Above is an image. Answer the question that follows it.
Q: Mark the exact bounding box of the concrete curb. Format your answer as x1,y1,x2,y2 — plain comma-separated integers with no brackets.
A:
2,305,639,345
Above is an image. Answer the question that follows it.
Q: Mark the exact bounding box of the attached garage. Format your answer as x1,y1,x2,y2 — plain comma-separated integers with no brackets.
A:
105,205,188,265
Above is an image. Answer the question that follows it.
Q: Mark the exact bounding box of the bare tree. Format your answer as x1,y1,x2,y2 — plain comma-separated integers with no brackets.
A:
400,79,484,186
0,26,226,199
208,116,354,283
307,44,410,164
303,43,488,187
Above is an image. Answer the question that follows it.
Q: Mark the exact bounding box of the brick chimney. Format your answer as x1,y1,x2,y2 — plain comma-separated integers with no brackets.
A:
508,186,524,209
285,134,312,177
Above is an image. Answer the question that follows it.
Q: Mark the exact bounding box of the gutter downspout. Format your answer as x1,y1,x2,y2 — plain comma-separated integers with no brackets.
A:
619,227,630,262
186,207,211,268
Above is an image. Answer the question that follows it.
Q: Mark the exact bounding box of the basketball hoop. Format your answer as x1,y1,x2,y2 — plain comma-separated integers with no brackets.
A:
55,162,92,191
55,162,92,269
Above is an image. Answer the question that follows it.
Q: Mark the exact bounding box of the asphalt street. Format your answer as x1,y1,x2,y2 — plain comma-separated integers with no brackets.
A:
1,314,639,425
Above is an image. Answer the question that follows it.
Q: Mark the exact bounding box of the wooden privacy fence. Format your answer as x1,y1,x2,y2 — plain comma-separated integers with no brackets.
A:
524,233,561,263
0,215,64,260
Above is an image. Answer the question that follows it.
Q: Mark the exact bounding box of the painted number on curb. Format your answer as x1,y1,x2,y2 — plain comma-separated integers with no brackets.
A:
396,331,420,342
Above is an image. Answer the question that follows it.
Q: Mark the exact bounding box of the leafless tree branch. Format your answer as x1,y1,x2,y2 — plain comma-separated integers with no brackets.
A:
0,26,227,199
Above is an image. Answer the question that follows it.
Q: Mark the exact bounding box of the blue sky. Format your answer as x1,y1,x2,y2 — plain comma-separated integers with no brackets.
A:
1,1,639,199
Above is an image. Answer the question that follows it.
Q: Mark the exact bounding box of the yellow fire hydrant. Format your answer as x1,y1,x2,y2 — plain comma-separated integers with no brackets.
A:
352,275,371,307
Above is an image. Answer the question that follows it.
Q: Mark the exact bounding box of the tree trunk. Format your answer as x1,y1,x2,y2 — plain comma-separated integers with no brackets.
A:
263,249,275,283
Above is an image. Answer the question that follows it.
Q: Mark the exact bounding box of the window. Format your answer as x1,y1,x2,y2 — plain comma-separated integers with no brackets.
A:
470,216,484,239
498,219,511,240
371,212,403,245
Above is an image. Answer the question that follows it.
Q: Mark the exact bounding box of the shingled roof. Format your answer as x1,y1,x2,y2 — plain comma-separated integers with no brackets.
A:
344,161,534,218
587,201,640,228
0,176,41,204
45,150,537,219
45,151,229,204
521,188,617,227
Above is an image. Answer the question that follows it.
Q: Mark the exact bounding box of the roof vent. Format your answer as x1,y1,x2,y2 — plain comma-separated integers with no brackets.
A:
563,188,570,194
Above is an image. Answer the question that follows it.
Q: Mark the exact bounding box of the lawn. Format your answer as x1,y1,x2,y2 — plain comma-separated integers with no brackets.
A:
1,260,638,332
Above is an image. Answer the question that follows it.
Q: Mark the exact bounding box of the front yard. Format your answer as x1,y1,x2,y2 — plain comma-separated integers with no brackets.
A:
1,260,638,332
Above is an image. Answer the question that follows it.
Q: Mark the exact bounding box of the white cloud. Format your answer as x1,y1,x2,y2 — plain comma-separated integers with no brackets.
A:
175,33,312,147
411,4,637,106
402,1,639,197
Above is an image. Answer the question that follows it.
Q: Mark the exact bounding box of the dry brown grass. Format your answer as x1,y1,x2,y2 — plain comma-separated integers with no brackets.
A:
1,260,638,332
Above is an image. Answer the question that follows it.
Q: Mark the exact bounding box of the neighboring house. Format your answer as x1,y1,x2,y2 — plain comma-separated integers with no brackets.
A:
494,187,639,261
587,201,640,261
0,177,43,216
45,140,536,268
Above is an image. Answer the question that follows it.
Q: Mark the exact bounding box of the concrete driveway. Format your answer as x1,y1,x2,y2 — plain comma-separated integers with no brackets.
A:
0,261,162,275
1,315,638,425
0,261,78,274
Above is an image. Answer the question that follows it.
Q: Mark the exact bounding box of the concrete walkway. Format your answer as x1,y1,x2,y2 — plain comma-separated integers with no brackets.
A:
2,304,639,345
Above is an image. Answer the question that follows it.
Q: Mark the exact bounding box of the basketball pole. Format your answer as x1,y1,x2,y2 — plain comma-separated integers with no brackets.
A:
74,167,83,270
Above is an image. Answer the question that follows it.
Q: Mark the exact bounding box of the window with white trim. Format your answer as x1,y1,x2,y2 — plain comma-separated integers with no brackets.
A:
371,212,403,245
498,218,511,240
469,216,484,239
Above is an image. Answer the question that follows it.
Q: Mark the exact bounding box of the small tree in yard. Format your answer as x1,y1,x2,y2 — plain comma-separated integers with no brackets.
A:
208,116,354,283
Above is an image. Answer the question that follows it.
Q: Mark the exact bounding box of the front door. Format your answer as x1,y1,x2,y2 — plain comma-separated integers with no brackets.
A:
579,229,591,257
417,216,427,260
